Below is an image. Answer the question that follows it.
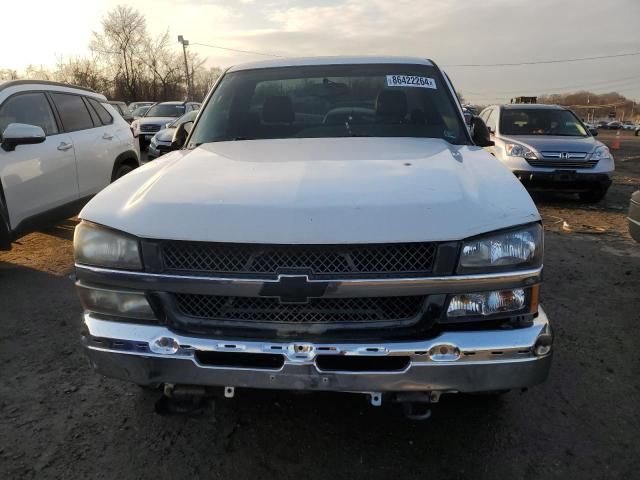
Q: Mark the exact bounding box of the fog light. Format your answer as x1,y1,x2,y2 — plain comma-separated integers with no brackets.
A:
76,284,156,320
447,289,526,318
151,337,180,355
534,334,553,356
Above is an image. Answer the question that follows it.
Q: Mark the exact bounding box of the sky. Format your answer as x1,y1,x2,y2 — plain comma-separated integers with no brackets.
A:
3,0,640,104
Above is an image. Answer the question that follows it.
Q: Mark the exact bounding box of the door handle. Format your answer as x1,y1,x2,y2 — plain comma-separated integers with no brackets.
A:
102,133,114,140
57,142,73,151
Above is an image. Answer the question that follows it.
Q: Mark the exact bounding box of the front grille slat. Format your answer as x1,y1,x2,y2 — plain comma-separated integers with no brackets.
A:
526,159,598,169
162,242,436,278
174,294,426,324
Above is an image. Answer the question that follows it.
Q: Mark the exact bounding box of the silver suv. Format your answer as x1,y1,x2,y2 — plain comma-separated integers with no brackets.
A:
479,104,614,202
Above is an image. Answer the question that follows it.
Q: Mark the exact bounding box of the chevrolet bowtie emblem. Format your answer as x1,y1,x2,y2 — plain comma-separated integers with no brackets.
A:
259,275,329,304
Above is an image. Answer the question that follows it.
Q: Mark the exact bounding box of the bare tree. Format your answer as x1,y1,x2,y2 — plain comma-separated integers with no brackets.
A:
24,65,51,80
54,56,109,93
192,65,223,101
0,69,19,80
1,6,222,103
91,5,148,101
143,30,185,100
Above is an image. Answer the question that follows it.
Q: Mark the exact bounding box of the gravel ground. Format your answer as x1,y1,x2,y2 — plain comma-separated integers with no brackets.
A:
1,130,639,479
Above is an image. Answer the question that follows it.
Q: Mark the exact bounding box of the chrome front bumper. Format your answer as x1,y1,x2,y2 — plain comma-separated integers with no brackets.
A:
82,307,552,394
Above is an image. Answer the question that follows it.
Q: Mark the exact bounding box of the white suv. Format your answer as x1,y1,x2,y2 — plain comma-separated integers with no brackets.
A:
0,80,140,250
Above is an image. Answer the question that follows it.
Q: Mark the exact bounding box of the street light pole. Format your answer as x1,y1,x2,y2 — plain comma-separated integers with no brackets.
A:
178,35,191,101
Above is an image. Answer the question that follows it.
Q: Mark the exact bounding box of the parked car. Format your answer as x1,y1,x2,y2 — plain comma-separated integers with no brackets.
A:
131,105,151,121
108,101,133,123
605,121,622,130
128,101,154,112
148,110,198,159
634,125,640,136
0,80,140,250
596,120,608,129
131,101,200,150
621,121,635,130
74,56,552,416
629,191,640,242
479,103,614,202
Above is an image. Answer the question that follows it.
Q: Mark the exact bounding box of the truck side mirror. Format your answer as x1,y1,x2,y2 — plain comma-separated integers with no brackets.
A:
170,121,194,151
589,128,598,137
471,116,494,147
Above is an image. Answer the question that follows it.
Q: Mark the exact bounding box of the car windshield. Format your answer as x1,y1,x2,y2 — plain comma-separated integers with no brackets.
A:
132,106,150,116
500,108,588,137
189,63,468,147
169,110,198,127
145,104,185,117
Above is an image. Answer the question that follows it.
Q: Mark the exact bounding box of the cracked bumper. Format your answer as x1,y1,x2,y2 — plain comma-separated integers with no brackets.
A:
82,308,553,394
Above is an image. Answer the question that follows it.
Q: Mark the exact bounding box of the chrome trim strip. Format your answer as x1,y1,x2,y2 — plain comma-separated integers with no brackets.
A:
75,264,543,297
83,308,550,365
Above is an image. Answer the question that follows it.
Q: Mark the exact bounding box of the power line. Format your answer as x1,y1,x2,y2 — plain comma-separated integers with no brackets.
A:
445,51,640,68
191,42,283,58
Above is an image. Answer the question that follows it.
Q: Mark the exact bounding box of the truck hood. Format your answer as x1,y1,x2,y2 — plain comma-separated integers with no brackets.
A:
81,137,540,243
498,134,602,154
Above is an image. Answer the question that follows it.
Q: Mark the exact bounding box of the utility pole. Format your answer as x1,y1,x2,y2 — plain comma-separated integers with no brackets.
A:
178,35,191,101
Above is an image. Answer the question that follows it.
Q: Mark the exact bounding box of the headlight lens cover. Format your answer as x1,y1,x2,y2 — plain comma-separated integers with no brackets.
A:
74,221,142,270
505,143,537,159
458,223,542,273
591,145,611,160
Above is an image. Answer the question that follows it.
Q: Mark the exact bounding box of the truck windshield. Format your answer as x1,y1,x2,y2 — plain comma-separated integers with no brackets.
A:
189,63,468,147
500,108,588,137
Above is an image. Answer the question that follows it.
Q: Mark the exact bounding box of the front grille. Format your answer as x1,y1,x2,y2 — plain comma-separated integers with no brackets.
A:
540,151,588,159
174,294,426,324
161,242,436,278
526,159,598,169
141,124,161,133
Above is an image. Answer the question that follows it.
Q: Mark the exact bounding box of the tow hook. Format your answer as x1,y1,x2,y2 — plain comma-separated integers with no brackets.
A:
394,392,441,421
155,384,210,416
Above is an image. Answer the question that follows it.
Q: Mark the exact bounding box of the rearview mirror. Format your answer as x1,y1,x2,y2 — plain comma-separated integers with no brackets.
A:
470,116,494,147
589,128,598,136
1,123,46,152
169,120,193,151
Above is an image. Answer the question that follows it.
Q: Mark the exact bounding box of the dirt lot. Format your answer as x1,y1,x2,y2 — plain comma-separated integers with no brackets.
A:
1,130,639,479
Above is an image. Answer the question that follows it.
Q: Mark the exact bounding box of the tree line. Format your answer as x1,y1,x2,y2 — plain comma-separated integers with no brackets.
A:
538,91,639,122
0,5,221,103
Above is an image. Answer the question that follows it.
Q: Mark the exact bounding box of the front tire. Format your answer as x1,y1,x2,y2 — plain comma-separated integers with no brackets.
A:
112,163,135,181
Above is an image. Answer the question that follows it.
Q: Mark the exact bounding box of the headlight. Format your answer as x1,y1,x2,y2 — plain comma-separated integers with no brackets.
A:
74,221,142,270
591,145,611,160
505,143,537,159
150,135,157,146
458,223,542,273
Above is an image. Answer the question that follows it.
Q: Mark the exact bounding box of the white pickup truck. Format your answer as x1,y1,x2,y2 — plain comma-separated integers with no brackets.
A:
74,57,552,416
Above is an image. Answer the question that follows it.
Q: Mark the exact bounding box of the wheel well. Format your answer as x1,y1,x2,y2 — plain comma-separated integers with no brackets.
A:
111,151,140,181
